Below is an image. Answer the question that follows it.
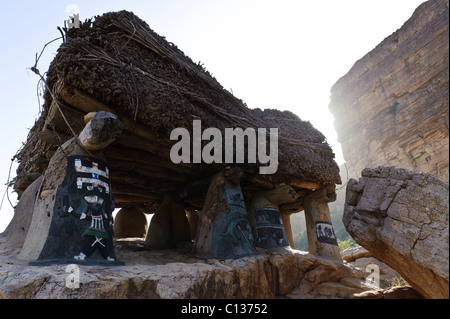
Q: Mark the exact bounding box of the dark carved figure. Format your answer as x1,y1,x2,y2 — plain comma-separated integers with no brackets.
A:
70,188,116,261
192,167,258,259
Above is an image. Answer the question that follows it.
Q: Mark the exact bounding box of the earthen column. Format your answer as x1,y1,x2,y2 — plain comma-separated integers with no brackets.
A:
303,188,342,261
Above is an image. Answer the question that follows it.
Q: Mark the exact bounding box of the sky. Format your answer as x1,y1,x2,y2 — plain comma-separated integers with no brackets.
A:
0,0,425,232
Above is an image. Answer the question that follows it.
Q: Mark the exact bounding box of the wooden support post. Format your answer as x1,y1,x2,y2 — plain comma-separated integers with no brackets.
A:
303,188,342,261
280,212,295,249
18,112,124,265
186,209,200,240
192,167,258,259
248,184,299,249
144,197,191,249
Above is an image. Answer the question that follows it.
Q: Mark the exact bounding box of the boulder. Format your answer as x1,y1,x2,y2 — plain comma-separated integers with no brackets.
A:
341,245,371,262
341,245,403,288
343,166,449,299
352,257,402,288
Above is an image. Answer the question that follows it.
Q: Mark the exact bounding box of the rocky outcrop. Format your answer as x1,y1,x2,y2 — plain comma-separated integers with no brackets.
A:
341,245,402,288
329,0,449,181
341,245,371,262
352,286,424,299
343,166,449,299
0,240,377,299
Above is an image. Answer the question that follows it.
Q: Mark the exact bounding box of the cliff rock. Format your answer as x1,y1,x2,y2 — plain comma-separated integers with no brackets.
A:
343,166,449,299
329,0,449,180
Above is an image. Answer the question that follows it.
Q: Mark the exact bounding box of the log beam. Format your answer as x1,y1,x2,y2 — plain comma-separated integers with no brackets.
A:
59,86,173,148
38,129,71,146
289,178,322,190
78,111,123,150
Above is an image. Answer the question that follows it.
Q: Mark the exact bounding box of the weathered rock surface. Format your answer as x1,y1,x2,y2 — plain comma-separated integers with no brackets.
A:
351,286,425,299
0,238,376,299
329,0,449,181
341,245,371,262
351,257,403,287
341,245,402,288
343,166,449,299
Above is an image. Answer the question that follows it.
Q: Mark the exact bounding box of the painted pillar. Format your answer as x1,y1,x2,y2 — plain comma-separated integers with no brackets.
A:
19,111,124,265
191,167,258,260
303,188,342,261
248,184,298,250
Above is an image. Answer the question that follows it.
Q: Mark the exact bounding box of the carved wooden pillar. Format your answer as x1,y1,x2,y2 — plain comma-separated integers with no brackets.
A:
248,184,299,249
144,197,191,249
303,188,342,261
191,167,258,259
279,212,295,249
186,209,200,240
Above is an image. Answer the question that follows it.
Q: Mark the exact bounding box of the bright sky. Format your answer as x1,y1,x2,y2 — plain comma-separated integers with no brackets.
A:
0,0,424,232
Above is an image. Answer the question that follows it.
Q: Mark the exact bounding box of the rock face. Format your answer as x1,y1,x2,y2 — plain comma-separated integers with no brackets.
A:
0,240,377,299
341,245,402,288
343,166,449,299
352,286,424,299
329,0,449,181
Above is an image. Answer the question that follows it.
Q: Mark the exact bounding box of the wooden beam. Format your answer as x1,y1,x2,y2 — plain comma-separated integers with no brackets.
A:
279,200,304,215
45,100,85,135
109,163,189,182
105,149,200,181
113,193,159,203
105,142,201,175
111,131,171,157
37,129,71,146
78,111,123,150
289,178,322,190
59,85,173,148
112,184,163,199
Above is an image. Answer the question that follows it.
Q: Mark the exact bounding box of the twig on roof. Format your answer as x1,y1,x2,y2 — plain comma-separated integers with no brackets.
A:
29,66,95,159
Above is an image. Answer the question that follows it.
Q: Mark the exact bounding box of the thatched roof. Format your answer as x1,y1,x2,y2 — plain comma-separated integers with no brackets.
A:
14,11,340,211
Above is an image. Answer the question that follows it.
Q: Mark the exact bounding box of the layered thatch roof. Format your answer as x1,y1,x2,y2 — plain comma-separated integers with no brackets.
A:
14,11,340,211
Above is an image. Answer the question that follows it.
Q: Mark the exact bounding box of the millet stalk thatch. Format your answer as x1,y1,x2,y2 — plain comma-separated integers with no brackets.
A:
14,10,341,213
